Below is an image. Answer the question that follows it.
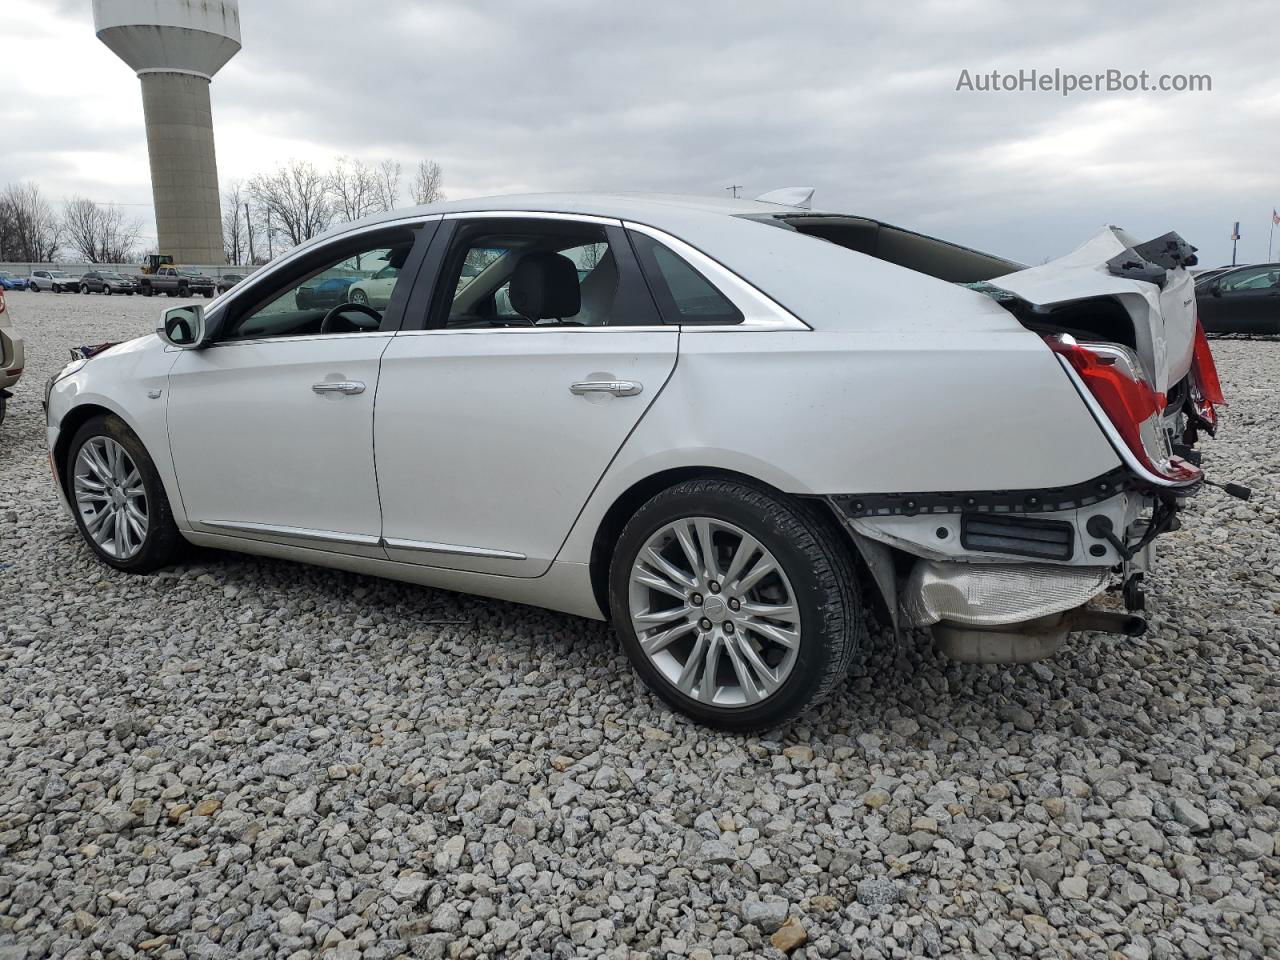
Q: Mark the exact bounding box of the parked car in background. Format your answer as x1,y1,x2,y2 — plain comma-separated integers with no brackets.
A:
79,271,138,295
0,290,23,427
1195,262,1280,334
346,261,400,308
43,193,1225,729
29,269,80,293
0,271,29,291
295,275,359,309
217,273,246,294
137,266,216,298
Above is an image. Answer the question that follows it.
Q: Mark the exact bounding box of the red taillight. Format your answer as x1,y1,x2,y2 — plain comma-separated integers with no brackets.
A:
1190,319,1224,406
1045,334,1200,485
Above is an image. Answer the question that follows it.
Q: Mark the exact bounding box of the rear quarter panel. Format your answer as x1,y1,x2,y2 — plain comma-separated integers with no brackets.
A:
556,324,1120,564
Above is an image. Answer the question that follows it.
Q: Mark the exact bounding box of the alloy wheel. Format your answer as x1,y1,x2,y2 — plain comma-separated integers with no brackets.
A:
73,436,149,560
628,516,801,707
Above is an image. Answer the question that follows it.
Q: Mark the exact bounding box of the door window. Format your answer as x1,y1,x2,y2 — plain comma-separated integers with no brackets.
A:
1219,267,1274,292
432,220,660,328
221,233,416,341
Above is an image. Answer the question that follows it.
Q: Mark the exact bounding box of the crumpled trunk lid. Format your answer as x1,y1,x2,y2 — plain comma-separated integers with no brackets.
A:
984,226,1198,394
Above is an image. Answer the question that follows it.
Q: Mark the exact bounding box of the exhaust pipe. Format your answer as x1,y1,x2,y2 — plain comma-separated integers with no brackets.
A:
1066,608,1147,636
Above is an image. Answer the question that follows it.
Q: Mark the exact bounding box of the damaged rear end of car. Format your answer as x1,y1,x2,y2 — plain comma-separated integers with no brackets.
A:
787,216,1228,662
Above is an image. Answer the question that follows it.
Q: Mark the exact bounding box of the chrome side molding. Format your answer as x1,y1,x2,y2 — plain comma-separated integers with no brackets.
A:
200,520,526,561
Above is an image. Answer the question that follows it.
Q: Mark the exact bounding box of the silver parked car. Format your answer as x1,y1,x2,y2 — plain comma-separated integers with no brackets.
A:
29,269,81,293
0,290,24,426
43,192,1224,729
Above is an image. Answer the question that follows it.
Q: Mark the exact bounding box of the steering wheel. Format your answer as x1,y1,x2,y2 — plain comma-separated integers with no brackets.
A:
320,301,382,334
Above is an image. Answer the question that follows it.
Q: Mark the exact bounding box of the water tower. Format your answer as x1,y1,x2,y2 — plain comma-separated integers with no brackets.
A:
93,0,241,265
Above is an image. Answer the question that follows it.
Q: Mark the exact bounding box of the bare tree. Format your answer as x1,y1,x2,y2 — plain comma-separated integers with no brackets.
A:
60,196,142,263
330,157,379,224
410,159,445,205
0,182,61,261
372,159,401,212
62,196,102,262
248,161,335,248
222,179,248,265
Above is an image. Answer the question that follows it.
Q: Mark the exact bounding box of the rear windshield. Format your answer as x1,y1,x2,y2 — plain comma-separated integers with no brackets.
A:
770,215,1022,284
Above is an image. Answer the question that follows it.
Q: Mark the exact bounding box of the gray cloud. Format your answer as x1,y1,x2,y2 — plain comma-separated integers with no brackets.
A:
4,0,1278,264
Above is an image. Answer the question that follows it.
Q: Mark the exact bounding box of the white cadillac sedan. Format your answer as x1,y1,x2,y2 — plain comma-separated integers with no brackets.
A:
44,192,1226,729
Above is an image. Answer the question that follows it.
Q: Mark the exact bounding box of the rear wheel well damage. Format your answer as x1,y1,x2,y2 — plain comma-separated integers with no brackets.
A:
587,467,888,625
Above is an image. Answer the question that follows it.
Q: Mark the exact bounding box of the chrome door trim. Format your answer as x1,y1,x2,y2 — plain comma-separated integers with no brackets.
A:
381,537,527,561
207,331,394,348
392,325,673,337
199,519,382,547
622,221,811,332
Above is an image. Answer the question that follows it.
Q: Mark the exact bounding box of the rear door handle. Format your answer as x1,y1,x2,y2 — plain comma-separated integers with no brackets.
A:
569,380,643,397
312,381,365,395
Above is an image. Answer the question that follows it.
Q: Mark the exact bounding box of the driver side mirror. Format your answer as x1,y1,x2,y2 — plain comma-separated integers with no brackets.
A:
157,303,205,348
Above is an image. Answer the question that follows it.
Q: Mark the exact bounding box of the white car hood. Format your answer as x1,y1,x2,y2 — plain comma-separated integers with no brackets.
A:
988,226,1197,394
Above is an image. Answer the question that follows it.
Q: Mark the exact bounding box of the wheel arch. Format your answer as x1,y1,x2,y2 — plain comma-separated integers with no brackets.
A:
585,465,887,624
53,402,118,499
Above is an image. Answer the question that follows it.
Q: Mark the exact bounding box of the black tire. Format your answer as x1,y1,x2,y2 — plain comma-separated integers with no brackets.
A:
80,283,89,294
53,284,62,293
177,284,189,298
609,478,863,731
0,395,6,427
29,284,39,292
66,414,184,573
103,284,113,296
351,289,369,306
142,286,153,297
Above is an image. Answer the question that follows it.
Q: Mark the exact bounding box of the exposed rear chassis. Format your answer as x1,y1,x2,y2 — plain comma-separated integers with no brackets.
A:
823,468,1200,661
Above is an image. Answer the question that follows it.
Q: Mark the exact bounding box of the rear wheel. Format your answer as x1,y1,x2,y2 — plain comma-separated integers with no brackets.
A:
609,478,863,731
67,414,183,572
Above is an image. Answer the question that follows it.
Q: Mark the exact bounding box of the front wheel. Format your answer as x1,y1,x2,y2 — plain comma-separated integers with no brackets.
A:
67,414,183,572
609,478,863,731
53,284,62,293
103,284,113,295
350,288,369,306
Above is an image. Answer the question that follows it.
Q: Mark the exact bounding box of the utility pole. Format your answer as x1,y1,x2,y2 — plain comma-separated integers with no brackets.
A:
725,185,743,199
244,202,255,265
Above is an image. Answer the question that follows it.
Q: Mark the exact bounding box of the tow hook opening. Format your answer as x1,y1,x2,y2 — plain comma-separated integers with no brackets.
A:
933,605,1148,664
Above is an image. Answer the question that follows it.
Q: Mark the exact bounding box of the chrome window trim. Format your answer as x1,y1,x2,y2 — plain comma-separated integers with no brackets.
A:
393,325,673,337
442,210,622,227
623,221,810,332
206,330,393,348
382,537,527,560
199,520,382,547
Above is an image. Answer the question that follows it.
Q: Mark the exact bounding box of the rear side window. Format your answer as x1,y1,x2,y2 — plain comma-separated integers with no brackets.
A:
629,231,743,325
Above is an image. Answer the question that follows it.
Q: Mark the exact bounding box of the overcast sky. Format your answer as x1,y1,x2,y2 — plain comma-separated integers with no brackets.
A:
3,0,1278,265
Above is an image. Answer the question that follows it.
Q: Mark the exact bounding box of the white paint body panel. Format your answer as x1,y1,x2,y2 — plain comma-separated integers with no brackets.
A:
167,335,389,554
375,328,678,576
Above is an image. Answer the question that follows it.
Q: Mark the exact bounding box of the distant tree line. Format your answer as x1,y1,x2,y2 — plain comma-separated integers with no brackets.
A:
0,154,444,267
225,157,445,266
0,182,145,264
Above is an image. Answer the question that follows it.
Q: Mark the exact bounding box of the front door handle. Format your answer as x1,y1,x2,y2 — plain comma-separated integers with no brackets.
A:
569,380,643,397
312,381,366,396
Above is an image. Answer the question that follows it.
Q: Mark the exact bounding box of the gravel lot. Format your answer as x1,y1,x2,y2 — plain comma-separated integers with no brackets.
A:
1,290,1278,960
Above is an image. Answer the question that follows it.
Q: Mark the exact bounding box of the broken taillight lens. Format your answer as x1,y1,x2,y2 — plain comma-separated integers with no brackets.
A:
1189,317,1224,409
1045,334,1201,485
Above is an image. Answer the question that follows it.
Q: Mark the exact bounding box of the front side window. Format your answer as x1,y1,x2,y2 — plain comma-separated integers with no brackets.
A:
629,232,742,324
1219,267,1273,292
433,220,659,328
222,234,415,341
